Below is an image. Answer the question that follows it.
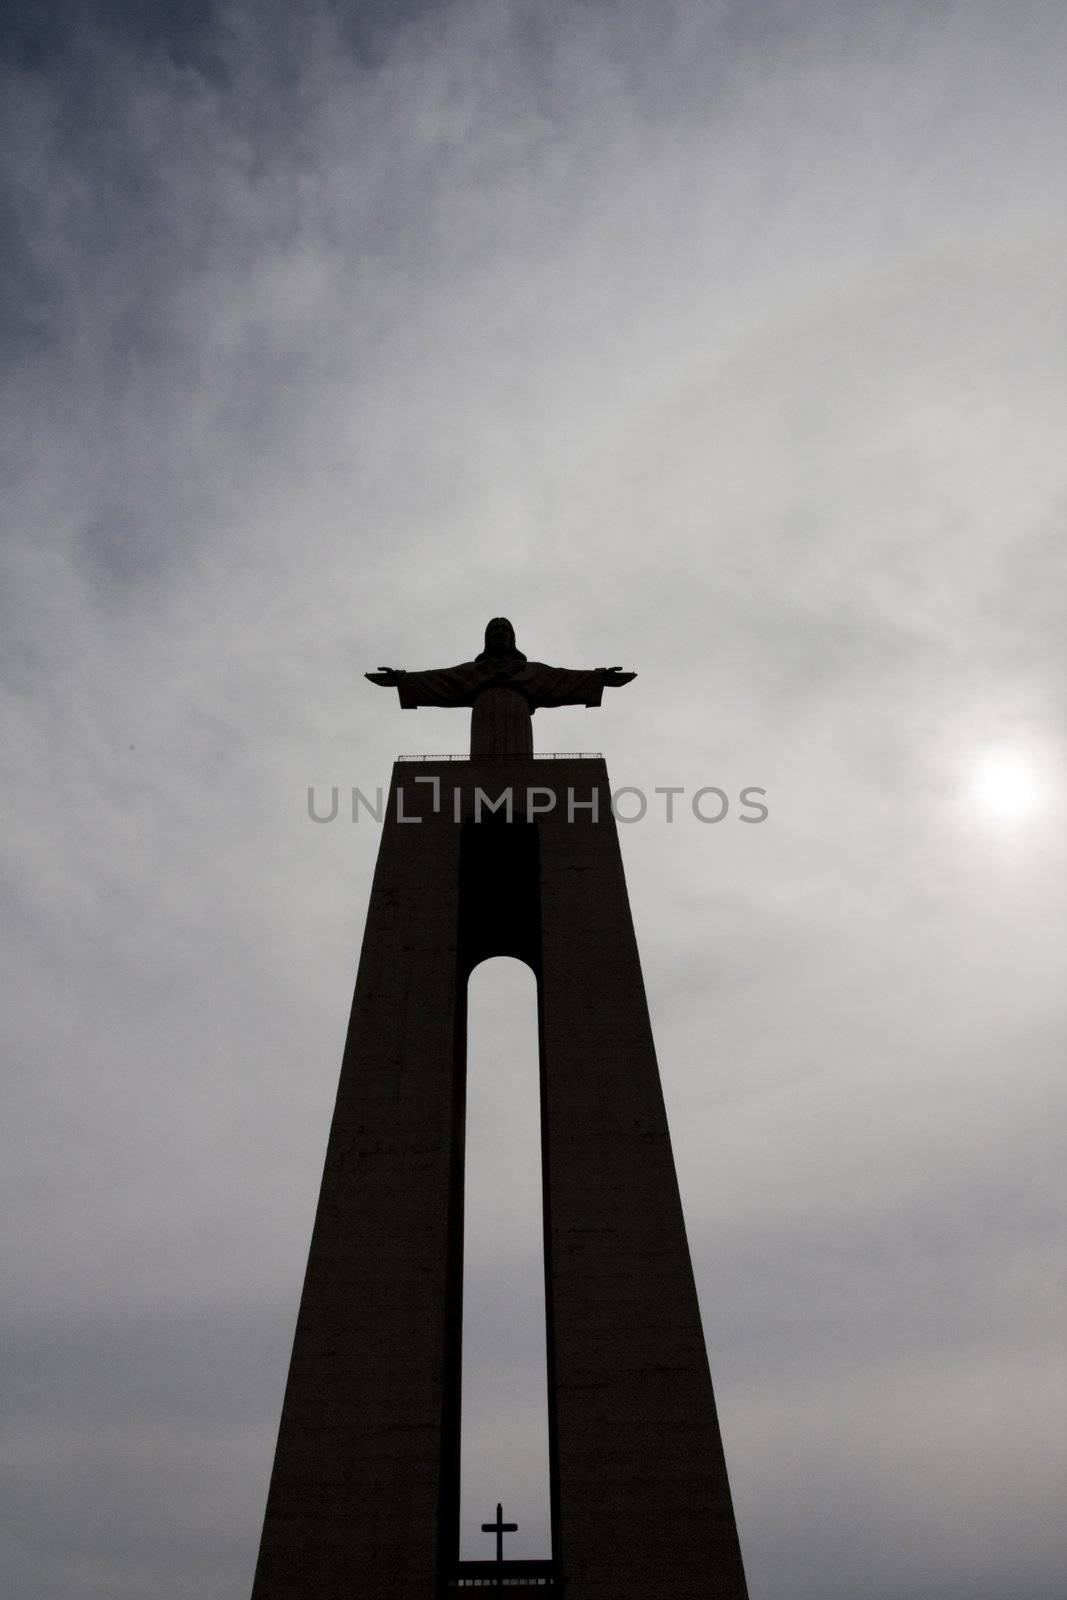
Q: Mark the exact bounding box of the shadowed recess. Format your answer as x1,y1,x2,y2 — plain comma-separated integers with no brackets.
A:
460,956,551,1560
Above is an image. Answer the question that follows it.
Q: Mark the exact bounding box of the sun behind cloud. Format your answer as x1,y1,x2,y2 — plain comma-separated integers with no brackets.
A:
969,747,1047,826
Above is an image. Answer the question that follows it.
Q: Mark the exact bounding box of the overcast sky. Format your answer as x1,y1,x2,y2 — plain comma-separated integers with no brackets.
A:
2,0,1065,1595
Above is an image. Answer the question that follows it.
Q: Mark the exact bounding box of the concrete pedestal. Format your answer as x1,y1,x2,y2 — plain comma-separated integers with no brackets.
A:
250,759,748,1600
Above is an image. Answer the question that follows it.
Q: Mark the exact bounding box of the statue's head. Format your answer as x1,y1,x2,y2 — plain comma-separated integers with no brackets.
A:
476,616,526,668
483,616,517,654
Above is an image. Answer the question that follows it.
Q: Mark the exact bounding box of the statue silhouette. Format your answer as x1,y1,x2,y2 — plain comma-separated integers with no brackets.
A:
366,617,636,755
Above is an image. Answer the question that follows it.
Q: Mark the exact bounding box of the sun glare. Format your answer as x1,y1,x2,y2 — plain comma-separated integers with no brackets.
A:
969,749,1045,825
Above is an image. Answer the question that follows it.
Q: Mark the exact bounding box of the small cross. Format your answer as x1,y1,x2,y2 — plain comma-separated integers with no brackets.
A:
481,1501,518,1564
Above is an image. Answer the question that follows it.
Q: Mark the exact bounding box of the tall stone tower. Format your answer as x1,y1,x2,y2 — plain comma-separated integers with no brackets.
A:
251,621,748,1599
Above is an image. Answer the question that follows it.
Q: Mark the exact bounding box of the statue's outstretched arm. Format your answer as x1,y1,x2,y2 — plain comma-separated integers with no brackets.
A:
364,664,479,708
525,664,637,708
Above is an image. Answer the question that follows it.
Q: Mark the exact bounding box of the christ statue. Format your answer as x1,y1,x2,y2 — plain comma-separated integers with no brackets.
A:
366,617,636,756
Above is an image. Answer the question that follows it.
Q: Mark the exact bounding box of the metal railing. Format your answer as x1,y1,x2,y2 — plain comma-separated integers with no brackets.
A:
397,753,602,762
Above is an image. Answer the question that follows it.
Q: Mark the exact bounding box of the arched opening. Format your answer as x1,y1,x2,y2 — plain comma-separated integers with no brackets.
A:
460,956,551,1560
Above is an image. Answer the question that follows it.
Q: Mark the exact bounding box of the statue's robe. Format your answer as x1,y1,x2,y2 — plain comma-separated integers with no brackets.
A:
393,659,609,756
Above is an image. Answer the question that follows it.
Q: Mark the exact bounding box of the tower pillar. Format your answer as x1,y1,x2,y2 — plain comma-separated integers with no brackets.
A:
250,757,747,1599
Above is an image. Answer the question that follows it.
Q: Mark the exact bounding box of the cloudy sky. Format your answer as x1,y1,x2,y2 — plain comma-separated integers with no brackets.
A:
2,0,1065,1594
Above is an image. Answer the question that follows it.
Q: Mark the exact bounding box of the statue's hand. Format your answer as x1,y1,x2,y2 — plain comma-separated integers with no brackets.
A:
600,667,637,688
365,668,405,686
